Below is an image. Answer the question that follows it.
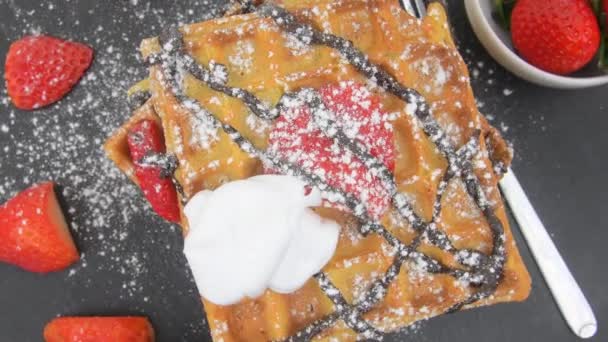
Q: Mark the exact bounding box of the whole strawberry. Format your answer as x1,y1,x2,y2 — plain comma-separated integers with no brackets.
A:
511,0,600,75
4,35,93,110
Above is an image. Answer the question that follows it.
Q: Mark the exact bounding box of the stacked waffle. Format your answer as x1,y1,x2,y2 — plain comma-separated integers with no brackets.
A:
104,1,531,341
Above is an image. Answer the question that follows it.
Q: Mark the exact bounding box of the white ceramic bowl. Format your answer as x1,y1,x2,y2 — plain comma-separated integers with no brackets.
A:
464,0,608,89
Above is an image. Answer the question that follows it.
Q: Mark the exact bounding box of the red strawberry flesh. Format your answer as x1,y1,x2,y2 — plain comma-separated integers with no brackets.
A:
4,35,93,110
268,82,395,219
319,83,395,171
127,120,181,223
510,0,600,75
44,316,155,342
0,182,79,273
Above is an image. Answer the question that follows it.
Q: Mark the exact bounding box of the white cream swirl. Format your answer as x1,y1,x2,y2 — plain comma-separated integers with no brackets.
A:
183,175,340,305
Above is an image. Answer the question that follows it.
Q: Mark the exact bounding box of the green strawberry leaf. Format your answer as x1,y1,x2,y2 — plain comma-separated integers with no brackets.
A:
599,35,607,70
599,21,608,70
590,0,601,16
492,0,517,30
591,1,608,70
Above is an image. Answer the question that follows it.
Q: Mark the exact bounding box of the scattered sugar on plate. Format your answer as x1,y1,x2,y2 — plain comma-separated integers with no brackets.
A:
0,0,233,338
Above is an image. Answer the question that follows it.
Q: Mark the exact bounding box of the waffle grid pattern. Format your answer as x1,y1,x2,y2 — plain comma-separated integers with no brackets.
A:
146,3,508,340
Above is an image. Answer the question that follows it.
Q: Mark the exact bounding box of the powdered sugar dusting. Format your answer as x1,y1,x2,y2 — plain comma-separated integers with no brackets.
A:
0,0,231,340
228,40,255,73
460,47,550,151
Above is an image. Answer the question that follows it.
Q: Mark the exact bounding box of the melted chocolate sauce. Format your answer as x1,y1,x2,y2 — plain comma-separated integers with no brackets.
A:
485,134,510,177
139,153,178,179
314,272,383,340
146,5,509,338
235,0,256,14
127,90,152,111
279,89,460,251
153,28,278,121
257,0,506,314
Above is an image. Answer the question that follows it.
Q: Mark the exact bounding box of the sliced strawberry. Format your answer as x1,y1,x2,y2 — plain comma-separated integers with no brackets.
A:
4,35,93,110
0,182,79,273
268,82,395,219
44,316,155,342
127,120,180,223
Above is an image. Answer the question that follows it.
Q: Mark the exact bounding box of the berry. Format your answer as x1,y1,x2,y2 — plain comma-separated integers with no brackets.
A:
4,35,93,110
44,316,155,342
268,82,395,219
127,120,181,223
0,182,79,273
511,0,600,75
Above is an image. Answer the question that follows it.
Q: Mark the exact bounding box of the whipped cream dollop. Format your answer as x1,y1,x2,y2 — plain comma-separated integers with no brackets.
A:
183,175,340,305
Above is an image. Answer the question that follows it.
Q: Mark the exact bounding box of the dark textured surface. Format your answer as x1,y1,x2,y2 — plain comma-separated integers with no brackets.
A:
0,1,605,341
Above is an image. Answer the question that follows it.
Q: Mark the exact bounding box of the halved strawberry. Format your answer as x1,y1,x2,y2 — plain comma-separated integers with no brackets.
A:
127,120,180,223
44,316,155,342
268,82,395,219
0,182,79,273
4,35,93,110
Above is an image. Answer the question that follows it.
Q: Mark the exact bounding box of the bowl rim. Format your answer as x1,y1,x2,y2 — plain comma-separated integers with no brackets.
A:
464,0,608,89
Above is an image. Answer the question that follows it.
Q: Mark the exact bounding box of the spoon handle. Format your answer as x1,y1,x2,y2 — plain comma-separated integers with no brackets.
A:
499,168,597,338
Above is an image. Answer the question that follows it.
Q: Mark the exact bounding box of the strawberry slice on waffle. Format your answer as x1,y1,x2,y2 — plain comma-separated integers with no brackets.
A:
268,82,395,219
127,120,181,223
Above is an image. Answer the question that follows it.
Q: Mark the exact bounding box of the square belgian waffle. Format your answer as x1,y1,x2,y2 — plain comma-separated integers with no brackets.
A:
104,0,531,340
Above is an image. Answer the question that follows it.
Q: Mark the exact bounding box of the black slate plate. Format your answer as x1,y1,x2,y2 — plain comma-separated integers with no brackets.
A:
0,1,606,341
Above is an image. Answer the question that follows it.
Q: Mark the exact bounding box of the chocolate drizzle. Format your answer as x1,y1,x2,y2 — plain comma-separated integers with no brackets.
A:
147,5,509,339
257,1,506,311
139,153,178,179
485,133,511,177
314,272,383,340
278,89,460,251
135,151,186,202
151,28,278,121
127,90,152,111
234,0,257,14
